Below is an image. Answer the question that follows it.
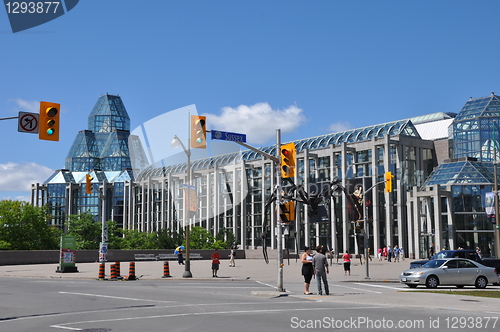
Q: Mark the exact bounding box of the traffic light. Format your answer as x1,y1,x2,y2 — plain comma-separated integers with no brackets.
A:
279,201,295,223
385,171,394,193
280,143,296,178
85,174,93,194
190,115,207,149
39,101,60,141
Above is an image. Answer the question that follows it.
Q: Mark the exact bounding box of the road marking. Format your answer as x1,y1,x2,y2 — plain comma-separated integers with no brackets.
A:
59,291,175,303
255,280,291,292
50,305,382,330
354,283,405,291
330,283,382,293
50,325,81,330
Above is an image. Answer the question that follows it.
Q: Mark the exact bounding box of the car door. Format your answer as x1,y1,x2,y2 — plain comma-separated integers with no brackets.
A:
440,260,461,285
457,259,480,285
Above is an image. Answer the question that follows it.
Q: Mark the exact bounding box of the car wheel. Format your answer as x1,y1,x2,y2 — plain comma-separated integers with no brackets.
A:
456,285,464,289
425,275,439,288
475,276,488,289
407,284,418,288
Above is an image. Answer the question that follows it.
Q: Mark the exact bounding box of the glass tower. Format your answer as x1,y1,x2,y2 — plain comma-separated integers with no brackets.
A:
66,94,133,171
452,93,500,161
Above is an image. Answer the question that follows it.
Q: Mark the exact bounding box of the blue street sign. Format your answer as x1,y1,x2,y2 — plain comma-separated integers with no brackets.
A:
211,130,246,143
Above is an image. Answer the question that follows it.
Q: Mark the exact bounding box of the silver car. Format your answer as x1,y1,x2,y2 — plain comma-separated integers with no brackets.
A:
400,258,500,289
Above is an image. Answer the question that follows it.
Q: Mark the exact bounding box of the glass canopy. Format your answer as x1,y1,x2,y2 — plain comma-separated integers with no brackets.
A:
137,118,421,180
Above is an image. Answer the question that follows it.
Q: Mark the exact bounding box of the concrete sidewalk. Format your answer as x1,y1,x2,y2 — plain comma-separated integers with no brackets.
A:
0,257,405,283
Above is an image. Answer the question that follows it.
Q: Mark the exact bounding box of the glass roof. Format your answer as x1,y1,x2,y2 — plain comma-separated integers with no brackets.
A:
44,169,134,184
137,119,421,180
89,94,130,132
408,112,455,125
423,160,498,187
454,94,500,122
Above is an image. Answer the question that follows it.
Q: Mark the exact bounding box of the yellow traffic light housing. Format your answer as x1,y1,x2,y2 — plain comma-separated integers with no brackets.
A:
280,143,296,178
385,171,394,193
279,201,295,223
85,174,93,194
39,101,60,141
190,115,207,149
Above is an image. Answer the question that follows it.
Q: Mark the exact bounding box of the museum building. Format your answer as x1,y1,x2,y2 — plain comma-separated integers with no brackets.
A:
32,93,500,259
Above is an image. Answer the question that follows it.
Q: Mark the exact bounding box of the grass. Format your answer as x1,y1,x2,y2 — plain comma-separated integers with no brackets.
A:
409,290,500,299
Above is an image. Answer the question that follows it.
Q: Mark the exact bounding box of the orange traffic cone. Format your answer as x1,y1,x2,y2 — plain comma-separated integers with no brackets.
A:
98,263,105,280
162,261,171,278
127,262,136,280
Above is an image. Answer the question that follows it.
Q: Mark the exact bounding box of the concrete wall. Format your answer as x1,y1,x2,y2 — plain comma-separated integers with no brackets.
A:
0,249,246,266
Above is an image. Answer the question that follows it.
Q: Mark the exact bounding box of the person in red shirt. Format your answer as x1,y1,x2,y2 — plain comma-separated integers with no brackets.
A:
211,249,221,277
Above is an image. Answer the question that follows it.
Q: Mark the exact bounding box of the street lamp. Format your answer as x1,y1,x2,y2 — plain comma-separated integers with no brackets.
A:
171,135,192,278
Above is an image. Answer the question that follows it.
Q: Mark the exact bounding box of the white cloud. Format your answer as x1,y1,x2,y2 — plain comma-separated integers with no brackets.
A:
0,162,53,192
204,102,307,145
11,98,39,113
328,121,352,133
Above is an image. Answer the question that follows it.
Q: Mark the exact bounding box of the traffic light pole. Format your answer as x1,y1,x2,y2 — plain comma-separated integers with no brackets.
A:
362,179,386,279
276,129,285,292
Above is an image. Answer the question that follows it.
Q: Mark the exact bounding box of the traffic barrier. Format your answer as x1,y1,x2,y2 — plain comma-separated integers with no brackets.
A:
162,261,171,278
115,262,120,278
98,262,105,280
127,262,136,280
110,264,117,280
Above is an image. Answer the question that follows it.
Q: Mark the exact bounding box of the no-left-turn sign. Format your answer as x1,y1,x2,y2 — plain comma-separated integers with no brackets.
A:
18,112,39,133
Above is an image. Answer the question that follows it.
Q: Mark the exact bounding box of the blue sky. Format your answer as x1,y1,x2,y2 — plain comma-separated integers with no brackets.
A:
1,0,500,201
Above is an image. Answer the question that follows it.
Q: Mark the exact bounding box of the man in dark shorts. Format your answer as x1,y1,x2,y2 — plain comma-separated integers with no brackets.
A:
211,249,220,277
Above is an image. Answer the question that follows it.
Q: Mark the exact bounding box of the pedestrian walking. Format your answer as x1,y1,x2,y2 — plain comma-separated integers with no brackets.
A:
312,246,329,295
377,247,382,261
177,247,184,265
342,250,351,276
229,247,236,267
301,246,314,295
400,247,405,260
211,249,220,277
387,245,392,262
393,245,400,262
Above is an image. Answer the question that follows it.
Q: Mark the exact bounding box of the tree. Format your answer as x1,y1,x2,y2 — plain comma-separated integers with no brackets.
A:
215,227,237,249
121,229,158,249
157,227,183,249
66,212,101,250
189,226,215,249
0,200,60,250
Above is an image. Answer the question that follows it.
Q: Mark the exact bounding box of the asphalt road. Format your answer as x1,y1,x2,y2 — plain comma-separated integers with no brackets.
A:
1,276,500,332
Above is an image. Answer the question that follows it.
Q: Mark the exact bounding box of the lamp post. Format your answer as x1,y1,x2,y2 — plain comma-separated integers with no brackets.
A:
171,135,192,278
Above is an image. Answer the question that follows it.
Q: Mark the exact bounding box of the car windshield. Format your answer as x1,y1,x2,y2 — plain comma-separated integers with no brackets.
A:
422,259,446,268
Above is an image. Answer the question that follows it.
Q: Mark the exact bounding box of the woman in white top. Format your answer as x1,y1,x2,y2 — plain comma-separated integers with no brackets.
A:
301,246,314,295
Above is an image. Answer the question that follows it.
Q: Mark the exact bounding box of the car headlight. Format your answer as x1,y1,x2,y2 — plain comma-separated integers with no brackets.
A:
413,271,425,276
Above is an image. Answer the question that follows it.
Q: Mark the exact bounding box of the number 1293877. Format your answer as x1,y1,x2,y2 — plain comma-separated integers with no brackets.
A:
5,2,60,14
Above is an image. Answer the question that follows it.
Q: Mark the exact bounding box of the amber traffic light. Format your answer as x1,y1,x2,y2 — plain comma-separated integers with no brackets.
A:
280,143,296,178
385,171,394,193
190,115,207,149
85,174,93,194
39,101,60,141
279,201,295,223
